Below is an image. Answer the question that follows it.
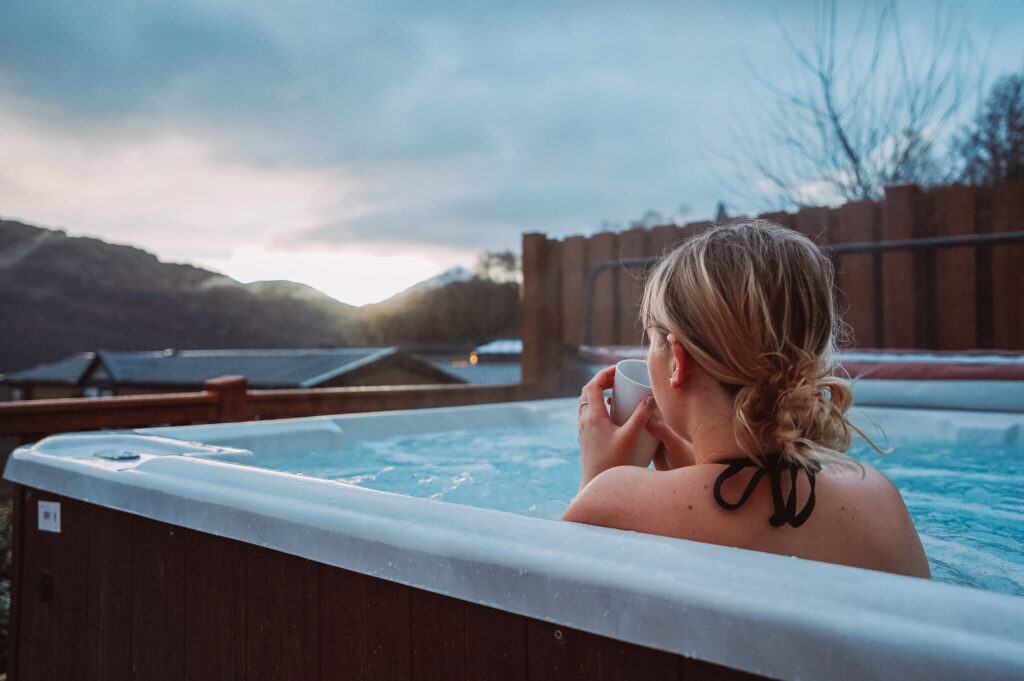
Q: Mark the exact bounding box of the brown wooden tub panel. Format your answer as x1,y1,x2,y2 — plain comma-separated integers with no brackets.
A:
11,487,771,681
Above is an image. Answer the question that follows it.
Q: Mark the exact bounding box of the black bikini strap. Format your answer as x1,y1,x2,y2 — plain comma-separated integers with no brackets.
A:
767,462,816,528
712,454,817,528
712,457,768,511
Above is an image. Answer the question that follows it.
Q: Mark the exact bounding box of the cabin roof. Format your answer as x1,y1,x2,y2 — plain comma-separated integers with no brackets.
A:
5,347,466,389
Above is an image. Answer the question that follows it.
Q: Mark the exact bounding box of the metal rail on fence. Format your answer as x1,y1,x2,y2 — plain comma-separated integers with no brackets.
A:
580,230,1024,346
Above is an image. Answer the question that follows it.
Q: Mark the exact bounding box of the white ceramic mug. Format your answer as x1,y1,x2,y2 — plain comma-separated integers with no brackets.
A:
609,359,660,467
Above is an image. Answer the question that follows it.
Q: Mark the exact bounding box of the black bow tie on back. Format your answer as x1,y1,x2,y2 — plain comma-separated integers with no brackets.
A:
712,452,818,528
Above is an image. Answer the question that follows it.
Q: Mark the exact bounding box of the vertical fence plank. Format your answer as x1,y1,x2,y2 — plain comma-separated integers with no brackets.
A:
795,206,832,245
560,236,588,346
521,233,563,394
465,601,528,681
882,184,927,348
183,529,247,681
411,589,466,681
616,227,650,346
132,517,185,681
833,201,881,348
86,505,134,681
758,210,796,229
933,185,978,350
974,186,996,348
588,232,619,346
991,180,1024,349
648,225,685,256
16,491,91,681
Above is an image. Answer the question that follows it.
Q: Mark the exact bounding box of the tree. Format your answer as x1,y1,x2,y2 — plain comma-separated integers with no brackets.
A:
473,250,522,284
955,73,1024,185
727,0,974,208
714,201,729,223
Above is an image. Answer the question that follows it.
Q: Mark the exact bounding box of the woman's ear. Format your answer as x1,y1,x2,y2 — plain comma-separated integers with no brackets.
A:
666,335,694,387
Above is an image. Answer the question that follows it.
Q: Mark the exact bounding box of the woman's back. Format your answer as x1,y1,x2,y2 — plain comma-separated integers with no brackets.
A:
565,459,931,577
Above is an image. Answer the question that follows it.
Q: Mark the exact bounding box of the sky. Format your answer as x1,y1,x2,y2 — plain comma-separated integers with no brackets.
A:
1,1,1022,305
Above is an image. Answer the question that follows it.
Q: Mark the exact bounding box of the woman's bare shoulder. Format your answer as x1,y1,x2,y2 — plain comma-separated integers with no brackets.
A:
561,465,719,535
561,465,657,527
815,461,930,576
821,461,905,505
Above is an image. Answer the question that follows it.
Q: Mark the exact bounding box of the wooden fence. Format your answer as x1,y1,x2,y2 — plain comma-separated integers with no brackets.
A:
521,181,1024,387
0,376,535,441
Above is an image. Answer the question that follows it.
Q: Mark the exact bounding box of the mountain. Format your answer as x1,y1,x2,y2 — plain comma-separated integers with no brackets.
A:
0,219,521,374
360,275,520,347
0,220,364,373
387,266,474,300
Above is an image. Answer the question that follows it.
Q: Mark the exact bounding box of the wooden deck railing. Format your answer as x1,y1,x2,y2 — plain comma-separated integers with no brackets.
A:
0,376,539,442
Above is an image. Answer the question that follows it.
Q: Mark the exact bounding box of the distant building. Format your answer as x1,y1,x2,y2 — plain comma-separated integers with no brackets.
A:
422,339,522,386
0,348,467,401
472,339,523,361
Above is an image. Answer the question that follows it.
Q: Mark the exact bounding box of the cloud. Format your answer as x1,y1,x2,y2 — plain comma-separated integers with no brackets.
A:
2,0,1020,266
0,99,360,255
0,1,293,122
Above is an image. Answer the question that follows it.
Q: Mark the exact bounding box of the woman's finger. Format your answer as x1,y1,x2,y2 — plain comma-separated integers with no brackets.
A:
594,365,616,390
644,411,677,443
580,366,615,410
616,395,654,442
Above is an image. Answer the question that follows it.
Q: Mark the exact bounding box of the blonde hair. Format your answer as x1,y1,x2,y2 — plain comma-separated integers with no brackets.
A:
641,220,866,470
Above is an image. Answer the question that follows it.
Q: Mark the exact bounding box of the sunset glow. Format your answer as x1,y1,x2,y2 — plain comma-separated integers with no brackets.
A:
201,245,476,307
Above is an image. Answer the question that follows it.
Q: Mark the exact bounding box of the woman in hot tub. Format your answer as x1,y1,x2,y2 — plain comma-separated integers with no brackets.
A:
563,220,930,578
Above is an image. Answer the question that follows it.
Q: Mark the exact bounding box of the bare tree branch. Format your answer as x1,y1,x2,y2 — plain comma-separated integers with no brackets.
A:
723,0,978,210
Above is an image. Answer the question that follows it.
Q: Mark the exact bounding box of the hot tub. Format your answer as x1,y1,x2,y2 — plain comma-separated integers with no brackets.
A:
6,386,1024,680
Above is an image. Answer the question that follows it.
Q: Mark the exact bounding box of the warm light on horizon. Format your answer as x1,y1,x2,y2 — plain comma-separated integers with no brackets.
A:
200,246,476,307
0,102,484,306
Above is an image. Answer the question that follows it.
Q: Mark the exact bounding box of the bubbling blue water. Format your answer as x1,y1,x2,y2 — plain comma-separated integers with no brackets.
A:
255,425,1024,597
257,425,582,519
854,441,1024,596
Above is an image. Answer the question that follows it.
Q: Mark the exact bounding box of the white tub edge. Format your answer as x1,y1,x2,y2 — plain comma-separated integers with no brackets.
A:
5,397,1024,681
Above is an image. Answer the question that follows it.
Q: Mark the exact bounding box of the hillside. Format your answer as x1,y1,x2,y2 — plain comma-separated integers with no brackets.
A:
0,220,520,374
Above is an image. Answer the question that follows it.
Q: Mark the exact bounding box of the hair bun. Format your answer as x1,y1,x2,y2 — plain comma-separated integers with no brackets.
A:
735,357,854,470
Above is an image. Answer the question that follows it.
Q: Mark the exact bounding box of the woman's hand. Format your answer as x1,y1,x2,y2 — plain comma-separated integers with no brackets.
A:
646,406,696,470
577,366,655,490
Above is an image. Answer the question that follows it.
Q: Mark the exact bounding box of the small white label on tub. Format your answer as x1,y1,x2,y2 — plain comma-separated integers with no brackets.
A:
38,501,61,533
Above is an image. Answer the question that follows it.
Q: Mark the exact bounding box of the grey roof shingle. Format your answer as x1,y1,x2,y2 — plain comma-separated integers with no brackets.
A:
97,348,400,388
4,353,96,383
4,348,418,389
